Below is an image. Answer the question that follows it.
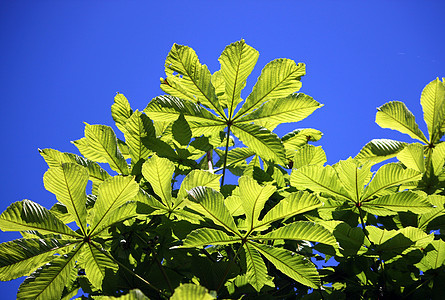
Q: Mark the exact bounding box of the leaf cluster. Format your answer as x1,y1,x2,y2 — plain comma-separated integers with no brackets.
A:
1,41,445,300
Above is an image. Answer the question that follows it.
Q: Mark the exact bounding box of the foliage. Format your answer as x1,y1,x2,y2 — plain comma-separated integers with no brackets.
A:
1,40,445,299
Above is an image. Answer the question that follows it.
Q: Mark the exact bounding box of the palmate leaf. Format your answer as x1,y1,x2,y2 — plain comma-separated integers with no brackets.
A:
376,101,428,143
420,78,445,144
360,191,433,216
187,186,241,236
250,242,320,289
17,245,82,300
243,243,268,292
255,221,337,246
0,200,79,237
0,238,78,281
123,110,155,164
141,155,174,209
234,59,305,118
162,44,225,118
231,123,285,164
238,176,276,232
362,163,422,199
80,242,118,289
178,228,241,248
355,139,407,164
219,40,259,118
237,93,322,129
43,163,88,234
111,93,133,133
89,176,139,236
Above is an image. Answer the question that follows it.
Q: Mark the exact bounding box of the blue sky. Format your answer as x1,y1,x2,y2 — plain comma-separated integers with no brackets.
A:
1,1,444,298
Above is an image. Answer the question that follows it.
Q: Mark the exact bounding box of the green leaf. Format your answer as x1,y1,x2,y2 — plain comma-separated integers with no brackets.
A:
93,289,150,300
43,163,88,234
211,70,226,107
0,200,79,237
418,195,445,229
415,240,445,271
235,59,305,118
421,78,445,143
90,201,138,237
282,128,323,153
172,114,192,146
187,186,241,236
243,243,268,292
84,124,129,175
80,242,118,289
314,221,368,257
163,44,225,118
290,165,351,201
123,110,155,164
231,123,285,164
376,101,428,143
355,139,408,164
170,283,215,300
333,159,372,202
237,93,322,128
361,191,433,216
432,142,445,175
250,242,320,289
223,147,255,168
362,163,422,199
396,143,425,173
291,145,326,168
255,221,337,246
141,155,174,208
89,176,139,236
144,95,225,137
0,238,78,281
72,137,107,163
111,93,133,133
238,176,276,231
39,148,111,193
224,194,244,217
177,170,221,205
179,228,241,248
256,191,321,231
219,39,259,118
17,245,82,300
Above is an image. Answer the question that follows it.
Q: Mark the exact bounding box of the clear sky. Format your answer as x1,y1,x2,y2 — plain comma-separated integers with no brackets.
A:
1,1,444,298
